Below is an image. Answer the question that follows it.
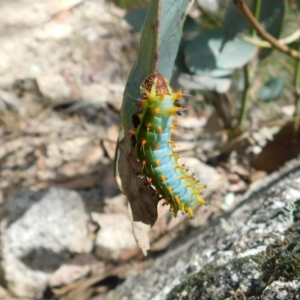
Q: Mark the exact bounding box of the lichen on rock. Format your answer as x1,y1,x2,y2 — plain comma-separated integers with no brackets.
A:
104,158,300,300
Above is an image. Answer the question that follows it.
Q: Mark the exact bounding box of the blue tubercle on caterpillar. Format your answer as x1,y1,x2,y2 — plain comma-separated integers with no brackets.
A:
131,74,207,218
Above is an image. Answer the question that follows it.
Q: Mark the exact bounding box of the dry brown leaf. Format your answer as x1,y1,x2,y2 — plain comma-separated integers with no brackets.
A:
91,212,138,260
252,121,300,172
114,128,160,255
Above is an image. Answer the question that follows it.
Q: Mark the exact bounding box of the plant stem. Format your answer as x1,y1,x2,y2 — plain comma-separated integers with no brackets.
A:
243,29,300,48
294,40,300,132
294,45,300,97
237,0,260,127
233,0,300,60
251,0,262,36
238,64,251,127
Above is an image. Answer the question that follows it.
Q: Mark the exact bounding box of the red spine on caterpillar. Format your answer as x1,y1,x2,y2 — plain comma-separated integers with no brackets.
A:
131,74,207,218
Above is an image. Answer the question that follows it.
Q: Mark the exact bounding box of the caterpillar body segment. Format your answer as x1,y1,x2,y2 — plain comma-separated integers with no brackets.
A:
132,74,207,218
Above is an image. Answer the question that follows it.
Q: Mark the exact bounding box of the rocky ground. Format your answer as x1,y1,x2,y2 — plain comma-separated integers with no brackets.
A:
104,158,300,300
0,1,140,298
0,0,206,299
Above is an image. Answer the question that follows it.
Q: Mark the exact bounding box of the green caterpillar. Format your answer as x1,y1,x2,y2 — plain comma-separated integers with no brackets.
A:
131,74,207,219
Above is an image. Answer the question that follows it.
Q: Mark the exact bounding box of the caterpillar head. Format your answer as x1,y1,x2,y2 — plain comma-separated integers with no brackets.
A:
140,74,171,97
140,74,182,117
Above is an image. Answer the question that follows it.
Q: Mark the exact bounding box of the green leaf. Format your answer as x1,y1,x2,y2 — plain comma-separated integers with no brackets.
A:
184,29,256,78
121,0,189,129
223,0,249,42
113,0,145,9
259,0,284,39
258,0,285,59
258,77,284,101
114,0,190,253
182,15,199,40
178,73,231,93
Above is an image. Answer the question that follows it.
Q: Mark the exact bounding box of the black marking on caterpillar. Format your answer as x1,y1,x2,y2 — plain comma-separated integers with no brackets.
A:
131,74,207,218
132,112,141,129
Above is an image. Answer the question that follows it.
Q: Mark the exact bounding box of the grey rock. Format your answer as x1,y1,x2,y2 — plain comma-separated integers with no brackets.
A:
0,188,94,298
92,213,137,261
261,280,300,300
104,158,300,300
36,74,71,101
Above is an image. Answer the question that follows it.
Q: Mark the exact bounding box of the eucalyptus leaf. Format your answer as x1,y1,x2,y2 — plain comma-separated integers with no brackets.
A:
259,0,284,40
114,0,190,254
184,29,256,77
259,77,284,102
182,15,199,40
178,73,231,93
122,0,190,130
223,0,249,42
259,0,285,59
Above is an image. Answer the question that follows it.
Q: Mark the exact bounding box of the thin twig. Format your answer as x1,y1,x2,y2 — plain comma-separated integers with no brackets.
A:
238,64,250,127
242,29,300,48
233,0,300,60
293,40,300,131
237,0,260,128
212,92,233,129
